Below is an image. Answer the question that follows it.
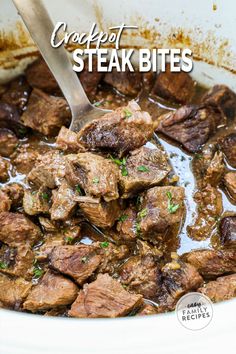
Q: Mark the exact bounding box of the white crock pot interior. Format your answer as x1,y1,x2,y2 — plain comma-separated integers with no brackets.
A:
0,1,236,353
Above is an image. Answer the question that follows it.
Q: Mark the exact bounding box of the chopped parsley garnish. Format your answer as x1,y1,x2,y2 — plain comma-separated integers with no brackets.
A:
41,192,49,200
92,177,100,184
100,241,109,248
121,165,128,176
135,222,141,235
118,214,128,222
137,165,150,172
18,127,27,135
166,191,180,214
94,101,102,107
110,155,128,176
137,208,148,219
65,236,73,244
76,184,82,194
195,153,203,160
33,265,44,279
81,256,88,263
123,108,132,118
0,261,7,269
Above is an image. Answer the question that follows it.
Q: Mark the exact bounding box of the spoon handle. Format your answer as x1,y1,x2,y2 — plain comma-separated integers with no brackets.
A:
12,0,90,110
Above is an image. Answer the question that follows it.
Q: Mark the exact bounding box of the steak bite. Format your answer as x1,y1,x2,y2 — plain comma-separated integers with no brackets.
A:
1,75,31,111
220,133,236,168
118,146,171,198
66,152,119,202
78,199,122,228
187,184,222,240
116,207,137,241
96,242,129,275
152,64,195,104
104,68,142,96
21,89,71,136
204,151,225,187
201,85,236,120
23,270,78,312
79,56,104,97
77,101,154,156
0,274,32,309
1,183,24,208
0,156,10,182
0,190,11,212
50,244,102,285
137,186,185,238
23,186,51,216
50,180,77,221
182,249,236,277
27,150,66,189
0,212,41,247
12,145,41,174
224,172,236,201
198,274,236,302
155,105,222,152
0,129,18,157
220,216,236,247
56,126,85,153
69,273,143,318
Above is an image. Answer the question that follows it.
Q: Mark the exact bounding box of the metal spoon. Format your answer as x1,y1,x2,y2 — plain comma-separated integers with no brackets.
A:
12,0,110,132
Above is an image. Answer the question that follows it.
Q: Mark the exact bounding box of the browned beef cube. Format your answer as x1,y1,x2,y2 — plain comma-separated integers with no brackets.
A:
182,249,236,277
50,180,76,221
23,186,51,216
187,184,222,240
78,101,154,156
155,105,222,152
23,270,78,312
204,151,225,187
0,102,26,137
0,190,11,212
220,216,236,247
220,133,236,168
12,145,41,174
152,64,195,104
56,126,85,153
50,245,102,285
0,212,41,247
79,56,104,97
78,198,122,228
66,152,119,202
36,234,65,262
119,146,171,198
25,57,60,94
0,274,31,309
198,274,236,302
96,242,129,275
224,172,236,201
0,156,9,182
138,186,185,238
27,151,66,189
21,89,71,136
0,129,18,157
1,76,31,112
116,207,137,241
202,85,236,119
1,183,24,208
69,273,143,318
104,69,142,96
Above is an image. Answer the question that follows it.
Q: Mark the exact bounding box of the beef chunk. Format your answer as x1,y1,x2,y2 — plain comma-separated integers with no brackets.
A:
152,64,195,104
1,183,24,207
66,153,119,202
12,144,41,174
116,207,137,241
0,129,18,157
21,89,71,136
23,186,51,216
187,184,222,240
27,151,66,188
155,105,222,152
36,234,65,262
56,126,85,153
0,274,31,309
119,146,171,198
0,190,11,212
204,151,225,187
202,85,236,120
1,76,31,111
96,242,129,275
0,102,26,137
220,133,236,168
138,186,185,238
104,69,142,96
78,101,154,156
183,249,236,277
25,57,59,94
50,245,102,285
220,216,236,247
79,56,104,97
69,273,143,318
0,157,9,182
224,172,236,201
0,212,41,247
23,270,78,312
198,274,236,302
50,180,76,221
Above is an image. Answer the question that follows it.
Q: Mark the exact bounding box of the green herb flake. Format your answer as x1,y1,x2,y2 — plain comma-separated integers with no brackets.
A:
166,191,180,214
100,241,109,248
92,177,100,184
33,266,44,279
135,222,141,235
110,155,126,166
18,127,27,135
123,108,132,119
118,214,128,222
137,165,150,172
94,101,102,107
65,236,73,244
41,192,49,200
137,208,148,219
0,261,8,269
76,185,82,194
195,153,203,160
121,165,128,176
